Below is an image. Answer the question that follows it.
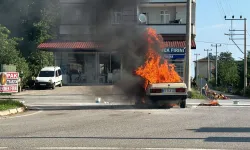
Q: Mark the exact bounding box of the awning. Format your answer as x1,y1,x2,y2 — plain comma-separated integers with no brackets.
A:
37,42,101,49
38,40,196,50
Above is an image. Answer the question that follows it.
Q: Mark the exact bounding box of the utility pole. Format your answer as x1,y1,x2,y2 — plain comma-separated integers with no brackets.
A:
194,53,200,84
211,44,221,87
204,49,212,81
225,16,247,95
185,0,192,91
244,18,247,94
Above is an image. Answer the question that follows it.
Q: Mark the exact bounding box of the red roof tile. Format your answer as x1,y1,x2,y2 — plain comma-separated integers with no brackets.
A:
37,42,101,49
38,40,196,50
165,40,196,49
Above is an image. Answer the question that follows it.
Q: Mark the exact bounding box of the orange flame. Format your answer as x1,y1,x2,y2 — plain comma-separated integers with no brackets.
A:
135,28,182,90
209,100,220,106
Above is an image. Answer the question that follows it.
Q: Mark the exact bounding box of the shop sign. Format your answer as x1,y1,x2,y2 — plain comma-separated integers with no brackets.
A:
164,54,185,59
163,48,186,54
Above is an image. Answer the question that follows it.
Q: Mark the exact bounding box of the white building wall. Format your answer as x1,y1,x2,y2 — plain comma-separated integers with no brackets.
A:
196,61,215,79
140,7,176,24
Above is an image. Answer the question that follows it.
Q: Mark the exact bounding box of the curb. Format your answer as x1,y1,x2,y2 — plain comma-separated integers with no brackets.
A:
0,107,26,116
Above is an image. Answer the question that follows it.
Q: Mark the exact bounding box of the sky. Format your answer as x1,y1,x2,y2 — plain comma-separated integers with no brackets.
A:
192,0,250,77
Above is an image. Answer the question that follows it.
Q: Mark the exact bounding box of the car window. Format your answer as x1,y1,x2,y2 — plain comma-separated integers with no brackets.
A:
39,71,55,77
58,69,62,76
56,70,59,77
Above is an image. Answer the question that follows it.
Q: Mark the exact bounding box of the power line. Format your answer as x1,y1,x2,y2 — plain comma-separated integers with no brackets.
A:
196,40,250,46
215,0,232,48
216,0,225,17
217,0,226,15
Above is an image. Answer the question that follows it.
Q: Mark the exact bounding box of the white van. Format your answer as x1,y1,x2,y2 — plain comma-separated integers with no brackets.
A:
35,66,63,89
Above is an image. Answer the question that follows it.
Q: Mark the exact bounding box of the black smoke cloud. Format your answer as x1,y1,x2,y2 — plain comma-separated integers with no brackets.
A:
80,0,164,97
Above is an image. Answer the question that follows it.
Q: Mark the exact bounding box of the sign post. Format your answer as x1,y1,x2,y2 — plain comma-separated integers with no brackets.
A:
0,72,19,93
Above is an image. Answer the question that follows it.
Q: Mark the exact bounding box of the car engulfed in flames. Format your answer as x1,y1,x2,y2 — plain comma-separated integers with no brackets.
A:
133,28,187,108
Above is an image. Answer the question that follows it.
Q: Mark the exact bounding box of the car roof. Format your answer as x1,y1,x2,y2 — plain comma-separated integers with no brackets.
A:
41,66,60,71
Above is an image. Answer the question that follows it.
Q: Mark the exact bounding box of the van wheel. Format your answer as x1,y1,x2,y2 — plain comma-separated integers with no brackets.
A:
180,99,186,108
52,83,55,89
59,81,62,87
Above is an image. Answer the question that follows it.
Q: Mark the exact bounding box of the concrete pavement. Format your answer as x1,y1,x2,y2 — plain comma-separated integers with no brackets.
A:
1,107,250,149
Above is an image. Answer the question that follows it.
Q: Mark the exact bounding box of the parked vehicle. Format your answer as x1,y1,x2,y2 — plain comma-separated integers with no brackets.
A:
35,66,62,89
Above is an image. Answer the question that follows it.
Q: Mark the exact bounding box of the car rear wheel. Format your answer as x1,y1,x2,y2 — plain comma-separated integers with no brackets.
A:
180,99,186,108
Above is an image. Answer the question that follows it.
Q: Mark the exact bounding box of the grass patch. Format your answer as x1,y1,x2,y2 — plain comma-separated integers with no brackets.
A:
0,99,24,111
188,89,206,99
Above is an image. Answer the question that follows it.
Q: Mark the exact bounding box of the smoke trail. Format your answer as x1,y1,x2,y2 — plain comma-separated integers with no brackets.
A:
83,0,164,97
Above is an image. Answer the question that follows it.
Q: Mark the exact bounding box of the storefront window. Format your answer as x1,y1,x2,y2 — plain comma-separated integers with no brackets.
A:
67,53,96,84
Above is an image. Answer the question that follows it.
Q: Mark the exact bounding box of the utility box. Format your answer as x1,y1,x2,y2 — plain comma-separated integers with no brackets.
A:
0,64,16,72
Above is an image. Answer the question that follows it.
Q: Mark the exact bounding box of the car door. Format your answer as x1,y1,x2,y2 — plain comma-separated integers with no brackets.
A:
55,70,60,85
58,69,62,81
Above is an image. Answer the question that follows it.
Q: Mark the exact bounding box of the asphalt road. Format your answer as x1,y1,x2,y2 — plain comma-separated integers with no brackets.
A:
1,107,250,150
1,87,250,149
3,86,250,107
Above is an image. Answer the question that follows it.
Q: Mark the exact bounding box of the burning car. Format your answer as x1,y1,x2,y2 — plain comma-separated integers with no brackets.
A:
145,82,187,108
133,28,187,108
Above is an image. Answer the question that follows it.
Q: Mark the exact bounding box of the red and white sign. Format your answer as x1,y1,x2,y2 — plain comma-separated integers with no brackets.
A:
6,72,19,79
0,72,19,93
0,85,18,93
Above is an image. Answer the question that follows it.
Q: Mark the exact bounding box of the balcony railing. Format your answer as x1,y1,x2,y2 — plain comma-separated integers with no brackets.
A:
60,23,196,35
140,24,196,35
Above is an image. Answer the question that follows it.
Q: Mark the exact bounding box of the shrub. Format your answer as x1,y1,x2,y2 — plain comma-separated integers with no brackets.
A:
188,89,206,99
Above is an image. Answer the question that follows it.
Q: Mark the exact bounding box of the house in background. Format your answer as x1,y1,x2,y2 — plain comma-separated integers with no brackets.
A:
193,57,215,81
38,0,197,85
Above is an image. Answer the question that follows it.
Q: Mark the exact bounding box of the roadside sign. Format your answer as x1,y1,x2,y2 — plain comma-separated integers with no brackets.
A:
0,72,19,93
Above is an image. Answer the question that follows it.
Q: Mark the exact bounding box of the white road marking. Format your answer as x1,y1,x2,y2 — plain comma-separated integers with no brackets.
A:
0,147,7,149
36,147,227,150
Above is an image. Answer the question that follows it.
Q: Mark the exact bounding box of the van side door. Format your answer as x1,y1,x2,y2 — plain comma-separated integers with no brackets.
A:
58,69,62,81
55,70,60,84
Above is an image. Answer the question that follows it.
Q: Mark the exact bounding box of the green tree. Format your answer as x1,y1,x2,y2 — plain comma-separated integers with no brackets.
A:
0,0,60,77
218,52,239,87
0,25,30,85
27,1,60,76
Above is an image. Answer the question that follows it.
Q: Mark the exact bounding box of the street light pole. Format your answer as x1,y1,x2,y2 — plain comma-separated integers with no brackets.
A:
211,44,221,87
204,49,212,81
